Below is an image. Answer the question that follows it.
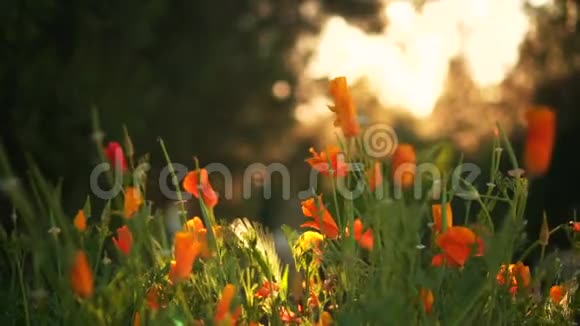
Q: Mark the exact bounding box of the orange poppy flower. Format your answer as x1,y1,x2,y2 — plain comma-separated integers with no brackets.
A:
301,196,340,239
305,146,348,178
432,226,483,267
171,232,202,283
328,76,359,137
392,144,416,189
74,209,87,232
524,107,556,176
496,261,530,295
215,284,240,325
124,187,143,218
353,218,373,250
183,169,218,209
420,288,434,314
367,161,383,192
550,285,566,304
112,225,133,256
70,251,94,298
255,281,279,299
432,203,453,234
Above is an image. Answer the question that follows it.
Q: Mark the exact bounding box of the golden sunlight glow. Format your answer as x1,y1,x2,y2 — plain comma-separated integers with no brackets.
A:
527,0,552,8
294,0,535,120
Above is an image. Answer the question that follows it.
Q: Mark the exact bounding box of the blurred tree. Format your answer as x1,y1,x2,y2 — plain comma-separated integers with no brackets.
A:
0,0,304,223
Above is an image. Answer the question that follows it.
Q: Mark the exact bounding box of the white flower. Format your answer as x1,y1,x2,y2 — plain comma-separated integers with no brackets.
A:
102,252,112,265
47,226,61,237
508,168,525,178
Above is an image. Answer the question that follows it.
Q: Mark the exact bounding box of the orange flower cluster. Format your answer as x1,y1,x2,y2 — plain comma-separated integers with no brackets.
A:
496,262,531,295
305,146,348,178
169,216,219,283
301,196,374,250
524,107,556,176
328,76,359,137
430,203,483,268
255,281,279,299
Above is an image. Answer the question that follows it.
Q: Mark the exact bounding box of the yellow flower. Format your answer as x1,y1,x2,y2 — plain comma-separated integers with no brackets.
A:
297,231,324,254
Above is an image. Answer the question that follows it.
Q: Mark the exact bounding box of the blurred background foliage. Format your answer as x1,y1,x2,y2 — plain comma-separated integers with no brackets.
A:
1,0,580,252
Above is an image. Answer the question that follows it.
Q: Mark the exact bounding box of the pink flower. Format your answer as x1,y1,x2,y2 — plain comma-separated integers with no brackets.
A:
104,142,127,172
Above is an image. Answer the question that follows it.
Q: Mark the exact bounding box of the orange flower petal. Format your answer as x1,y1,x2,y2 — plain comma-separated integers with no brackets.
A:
550,285,565,304
367,161,383,192
124,187,143,218
112,225,133,256
352,218,373,250
435,226,481,267
328,76,359,137
420,288,434,314
70,251,94,298
432,203,453,233
74,209,87,232
215,284,238,324
305,146,347,177
301,196,339,239
183,169,219,208
524,107,556,176
172,232,202,283
392,144,416,189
